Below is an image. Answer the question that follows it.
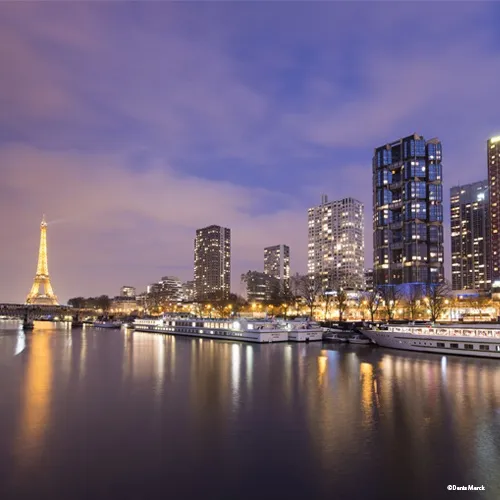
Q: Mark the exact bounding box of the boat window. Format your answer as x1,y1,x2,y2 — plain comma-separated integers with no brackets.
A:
464,344,474,350
450,343,459,348
479,345,490,350
437,342,445,348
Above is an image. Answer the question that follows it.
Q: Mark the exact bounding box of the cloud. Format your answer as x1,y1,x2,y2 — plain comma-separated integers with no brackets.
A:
0,145,308,302
1,1,499,302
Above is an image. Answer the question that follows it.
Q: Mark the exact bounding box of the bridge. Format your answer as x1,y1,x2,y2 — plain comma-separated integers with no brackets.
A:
0,303,75,321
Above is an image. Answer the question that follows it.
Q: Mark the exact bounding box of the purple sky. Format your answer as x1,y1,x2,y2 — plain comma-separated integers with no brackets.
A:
1,2,500,303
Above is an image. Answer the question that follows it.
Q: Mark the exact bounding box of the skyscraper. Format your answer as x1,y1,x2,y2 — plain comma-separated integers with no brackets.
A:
488,136,500,279
194,225,231,300
307,195,365,289
373,133,444,287
450,181,490,291
264,244,290,288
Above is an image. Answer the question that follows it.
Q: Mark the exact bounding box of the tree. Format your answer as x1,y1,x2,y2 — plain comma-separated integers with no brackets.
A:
378,285,401,322
425,282,451,323
96,295,111,313
68,297,87,309
364,291,380,322
229,293,247,316
334,288,349,322
298,274,323,319
267,280,296,318
405,284,424,321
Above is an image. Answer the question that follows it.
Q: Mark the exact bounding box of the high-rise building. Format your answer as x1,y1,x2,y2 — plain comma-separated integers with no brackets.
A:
488,136,500,279
307,195,365,289
373,133,444,286
450,181,491,291
264,244,290,288
194,225,231,300
120,286,136,297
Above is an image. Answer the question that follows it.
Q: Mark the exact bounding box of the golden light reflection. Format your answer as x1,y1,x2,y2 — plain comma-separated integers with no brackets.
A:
16,332,52,467
317,352,328,383
360,362,373,425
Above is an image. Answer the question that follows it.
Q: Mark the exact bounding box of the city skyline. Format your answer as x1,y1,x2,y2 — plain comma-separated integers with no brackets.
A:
1,3,500,302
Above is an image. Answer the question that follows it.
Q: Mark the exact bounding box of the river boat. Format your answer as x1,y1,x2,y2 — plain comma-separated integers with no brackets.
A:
347,334,371,345
94,320,122,329
134,316,288,343
280,320,324,342
362,324,500,358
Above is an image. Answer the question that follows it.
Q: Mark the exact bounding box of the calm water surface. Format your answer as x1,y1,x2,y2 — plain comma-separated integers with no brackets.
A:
0,320,499,500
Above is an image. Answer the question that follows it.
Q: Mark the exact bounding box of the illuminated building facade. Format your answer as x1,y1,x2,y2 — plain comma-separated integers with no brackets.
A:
373,133,444,286
488,136,500,279
450,181,490,291
307,195,364,289
194,225,231,300
264,244,290,289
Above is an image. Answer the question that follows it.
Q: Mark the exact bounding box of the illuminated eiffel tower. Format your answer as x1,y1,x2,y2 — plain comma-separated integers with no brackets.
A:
26,215,59,305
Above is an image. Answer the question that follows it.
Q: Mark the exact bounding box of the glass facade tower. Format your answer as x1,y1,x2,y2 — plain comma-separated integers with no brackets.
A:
373,133,444,286
450,181,490,291
488,136,500,280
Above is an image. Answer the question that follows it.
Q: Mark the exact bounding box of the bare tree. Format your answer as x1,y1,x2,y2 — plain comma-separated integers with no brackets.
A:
364,291,380,322
334,288,349,322
405,284,424,321
425,282,451,323
378,285,401,322
298,274,323,319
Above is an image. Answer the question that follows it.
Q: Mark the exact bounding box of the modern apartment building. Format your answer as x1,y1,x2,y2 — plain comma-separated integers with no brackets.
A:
373,133,444,286
264,244,290,288
194,225,231,300
307,195,365,289
488,136,500,279
120,286,136,297
450,181,490,291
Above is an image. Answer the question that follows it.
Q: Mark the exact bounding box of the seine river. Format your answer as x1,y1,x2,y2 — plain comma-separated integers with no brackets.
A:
0,321,499,500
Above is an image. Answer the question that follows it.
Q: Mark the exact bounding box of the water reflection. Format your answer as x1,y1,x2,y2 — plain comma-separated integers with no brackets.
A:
2,327,500,499
14,331,26,356
16,332,52,467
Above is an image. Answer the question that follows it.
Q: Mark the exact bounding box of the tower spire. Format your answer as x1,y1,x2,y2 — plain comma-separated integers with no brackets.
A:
26,215,59,305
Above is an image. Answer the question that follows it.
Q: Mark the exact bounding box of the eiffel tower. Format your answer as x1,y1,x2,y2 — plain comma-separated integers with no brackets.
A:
26,215,59,305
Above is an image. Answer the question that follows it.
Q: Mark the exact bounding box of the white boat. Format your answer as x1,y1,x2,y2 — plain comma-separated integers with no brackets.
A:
323,327,350,342
134,316,288,343
94,320,122,329
279,320,324,342
362,324,500,358
348,334,371,345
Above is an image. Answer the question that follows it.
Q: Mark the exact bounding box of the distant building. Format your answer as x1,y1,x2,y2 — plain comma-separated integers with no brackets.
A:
450,181,491,291
110,296,138,314
308,195,364,289
488,135,500,279
136,292,147,310
194,225,231,300
158,276,183,302
364,269,374,292
146,276,182,302
373,133,444,286
241,271,277,302
264,244,290,289
181,280,196,302
120,286,136,297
